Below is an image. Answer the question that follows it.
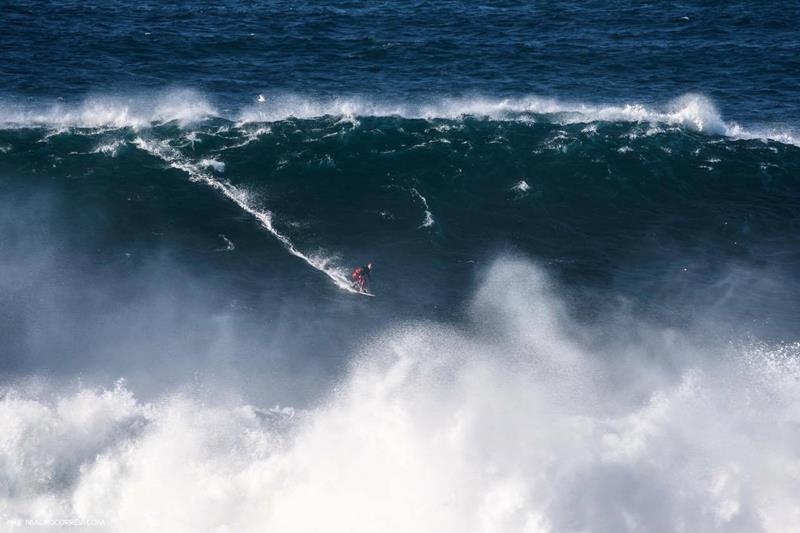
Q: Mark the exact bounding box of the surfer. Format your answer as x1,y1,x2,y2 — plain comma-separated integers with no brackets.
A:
351,263,373,292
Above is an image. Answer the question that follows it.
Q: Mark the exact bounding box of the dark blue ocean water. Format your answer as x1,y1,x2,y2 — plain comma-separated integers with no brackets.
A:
1,4,800,530
3,1,800,123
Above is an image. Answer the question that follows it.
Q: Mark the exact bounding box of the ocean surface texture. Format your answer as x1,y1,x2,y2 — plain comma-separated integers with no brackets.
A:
1,2,799,532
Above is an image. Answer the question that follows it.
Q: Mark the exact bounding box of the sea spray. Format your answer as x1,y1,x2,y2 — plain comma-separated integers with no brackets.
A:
1,260,798,532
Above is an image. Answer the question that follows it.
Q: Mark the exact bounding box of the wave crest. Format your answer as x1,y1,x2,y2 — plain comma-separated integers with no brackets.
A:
0,89,215,130
1,90,797,146
237,92,782,142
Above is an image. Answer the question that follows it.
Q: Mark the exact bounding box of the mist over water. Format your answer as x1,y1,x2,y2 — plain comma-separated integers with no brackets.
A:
2,260,799,532
2,1,800,531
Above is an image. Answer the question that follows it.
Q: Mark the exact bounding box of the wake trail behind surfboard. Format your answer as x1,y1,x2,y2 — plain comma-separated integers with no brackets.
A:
132,136,362,295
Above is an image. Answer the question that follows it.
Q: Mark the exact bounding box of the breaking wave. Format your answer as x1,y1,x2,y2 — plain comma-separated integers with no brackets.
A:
237,93,798,146
1,90,797,147
2,260,798,532
0,89,216,130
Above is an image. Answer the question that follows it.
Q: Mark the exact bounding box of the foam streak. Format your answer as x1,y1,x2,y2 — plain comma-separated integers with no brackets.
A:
132,137,357,293
410,188,435,228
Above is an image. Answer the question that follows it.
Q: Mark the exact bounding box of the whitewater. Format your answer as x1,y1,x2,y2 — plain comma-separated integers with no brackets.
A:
1,90,798,147
2,261,799,532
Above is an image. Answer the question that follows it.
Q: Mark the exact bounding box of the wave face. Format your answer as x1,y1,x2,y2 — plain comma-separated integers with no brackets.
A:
2,1,800,531
2,94,798,316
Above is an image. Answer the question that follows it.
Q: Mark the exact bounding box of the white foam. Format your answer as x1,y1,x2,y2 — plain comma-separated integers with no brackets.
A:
199,158,225,172
237,94,406,124
231,93,656,124
726,123,800,147
91,140,126,157
0,89,216,130
1,91,797,147
238,93,800,147
214,126,272,152
215,234,235,252
512,180,530,192
410,188,435,228
2,260,799,532
132,137,358,293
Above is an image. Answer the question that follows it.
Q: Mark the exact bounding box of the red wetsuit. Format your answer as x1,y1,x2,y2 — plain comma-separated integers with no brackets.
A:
351,265,371,290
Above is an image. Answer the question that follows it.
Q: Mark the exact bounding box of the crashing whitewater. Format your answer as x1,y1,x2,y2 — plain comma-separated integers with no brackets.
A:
2,260,799,533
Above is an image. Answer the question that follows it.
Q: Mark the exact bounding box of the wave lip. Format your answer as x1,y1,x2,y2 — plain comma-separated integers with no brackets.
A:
237,92,798,146
0,89,216,130
1,90,797,147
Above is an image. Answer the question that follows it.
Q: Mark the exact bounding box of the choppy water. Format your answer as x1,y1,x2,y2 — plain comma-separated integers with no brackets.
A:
1,2,799,532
